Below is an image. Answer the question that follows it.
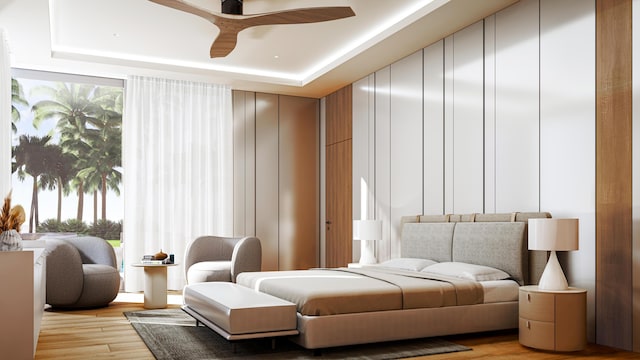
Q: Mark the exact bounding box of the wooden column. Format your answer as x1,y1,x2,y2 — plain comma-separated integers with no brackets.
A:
596,0,632,350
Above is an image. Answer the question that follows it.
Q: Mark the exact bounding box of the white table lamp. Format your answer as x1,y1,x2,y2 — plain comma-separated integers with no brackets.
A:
353,220,382,265
528,218,579,291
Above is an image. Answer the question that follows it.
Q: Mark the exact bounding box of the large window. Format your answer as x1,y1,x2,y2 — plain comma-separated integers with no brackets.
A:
10,69,123,240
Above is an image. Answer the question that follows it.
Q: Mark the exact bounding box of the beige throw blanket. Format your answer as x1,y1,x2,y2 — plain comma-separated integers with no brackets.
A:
236,267,484,316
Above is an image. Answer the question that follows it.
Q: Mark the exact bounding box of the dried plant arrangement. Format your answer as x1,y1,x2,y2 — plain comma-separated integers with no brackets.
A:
0,191,26,251
0,190,25,232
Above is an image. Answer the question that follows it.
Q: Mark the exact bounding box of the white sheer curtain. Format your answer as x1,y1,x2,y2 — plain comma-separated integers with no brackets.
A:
0,29,11,197
123,76,233,291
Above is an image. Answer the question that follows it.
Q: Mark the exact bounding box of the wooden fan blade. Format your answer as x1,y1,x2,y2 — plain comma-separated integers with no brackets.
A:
246,7,355,27
210,27,240,58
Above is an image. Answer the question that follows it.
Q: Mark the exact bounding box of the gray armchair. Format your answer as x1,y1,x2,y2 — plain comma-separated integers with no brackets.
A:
45,236,120,308
184,236,261,284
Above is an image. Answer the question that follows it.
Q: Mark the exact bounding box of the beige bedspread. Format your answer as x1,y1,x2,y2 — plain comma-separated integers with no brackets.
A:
235,268,483,316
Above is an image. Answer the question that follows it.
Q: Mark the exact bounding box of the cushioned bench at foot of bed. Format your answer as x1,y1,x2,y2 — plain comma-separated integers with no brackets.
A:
182,282,299,340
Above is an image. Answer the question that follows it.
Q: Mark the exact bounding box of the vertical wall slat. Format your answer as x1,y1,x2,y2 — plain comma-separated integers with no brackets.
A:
494,0,540,212
452,21,485,213
389,51,424,259
375,67,392,262
596,0,633,350
423,40,445,215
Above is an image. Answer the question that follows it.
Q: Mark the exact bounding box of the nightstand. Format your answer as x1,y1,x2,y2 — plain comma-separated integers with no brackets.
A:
519,285,586,351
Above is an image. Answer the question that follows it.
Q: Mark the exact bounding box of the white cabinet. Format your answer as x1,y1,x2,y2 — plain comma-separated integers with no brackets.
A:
0,248,46,359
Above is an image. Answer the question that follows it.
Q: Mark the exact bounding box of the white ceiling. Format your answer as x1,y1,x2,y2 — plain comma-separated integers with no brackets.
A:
0,0,517,98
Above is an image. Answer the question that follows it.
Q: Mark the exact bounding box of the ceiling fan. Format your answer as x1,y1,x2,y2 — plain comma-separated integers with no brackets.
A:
149,0,356,58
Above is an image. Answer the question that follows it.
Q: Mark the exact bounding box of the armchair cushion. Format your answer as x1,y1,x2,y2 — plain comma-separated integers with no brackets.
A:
185,236,261,284
187,261,232,283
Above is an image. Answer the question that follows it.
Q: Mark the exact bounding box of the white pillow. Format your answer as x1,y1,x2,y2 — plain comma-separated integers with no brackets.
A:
377,258,437,271
421,262,510,281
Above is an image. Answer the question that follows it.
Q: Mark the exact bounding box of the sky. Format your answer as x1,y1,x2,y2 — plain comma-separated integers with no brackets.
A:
10,77,123,226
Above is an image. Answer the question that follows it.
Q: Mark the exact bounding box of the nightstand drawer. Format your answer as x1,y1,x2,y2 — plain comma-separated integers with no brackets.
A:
519,290,554,321
519,317,555,351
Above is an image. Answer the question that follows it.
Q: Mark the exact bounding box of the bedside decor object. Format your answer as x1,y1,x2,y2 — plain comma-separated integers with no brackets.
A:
353,219,382,265
528,218,579,291
0,191,26,251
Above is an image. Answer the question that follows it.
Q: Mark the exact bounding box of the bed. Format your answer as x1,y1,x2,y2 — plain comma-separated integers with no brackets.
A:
185,212,551,349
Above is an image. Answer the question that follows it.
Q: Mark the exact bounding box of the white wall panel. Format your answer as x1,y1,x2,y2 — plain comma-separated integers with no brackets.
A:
375,67,392,262
255,93,279,271
423,40,445,215
452,21,485,213
484,15,497,214
232,91,256,237
444,36,454,214
540,0,595,328
390,51,423,258
352,75,375,262
494,0,540,212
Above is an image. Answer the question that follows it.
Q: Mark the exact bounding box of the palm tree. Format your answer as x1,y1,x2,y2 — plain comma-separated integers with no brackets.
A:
13,135,52,232
38,145,75,222
11,78,28,133
84,109,122,220
31,83,104,221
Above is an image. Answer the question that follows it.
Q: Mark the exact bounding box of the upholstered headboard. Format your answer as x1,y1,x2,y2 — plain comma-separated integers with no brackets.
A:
400,212,552,285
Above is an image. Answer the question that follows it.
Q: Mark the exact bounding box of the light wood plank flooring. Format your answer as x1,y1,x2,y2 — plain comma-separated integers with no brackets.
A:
35,292,638,359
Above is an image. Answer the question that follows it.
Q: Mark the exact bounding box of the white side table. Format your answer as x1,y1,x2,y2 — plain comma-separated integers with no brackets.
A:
132,263,178,309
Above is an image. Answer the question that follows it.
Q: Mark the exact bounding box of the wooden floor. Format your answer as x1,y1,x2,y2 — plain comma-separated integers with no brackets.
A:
35,292,639,360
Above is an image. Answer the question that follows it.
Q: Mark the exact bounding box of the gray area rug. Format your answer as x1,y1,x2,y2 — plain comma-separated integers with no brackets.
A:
124,308,471,360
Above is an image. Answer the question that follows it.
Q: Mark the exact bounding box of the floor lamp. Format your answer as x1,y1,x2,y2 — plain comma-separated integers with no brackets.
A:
353,220,382,265
528,218,579,291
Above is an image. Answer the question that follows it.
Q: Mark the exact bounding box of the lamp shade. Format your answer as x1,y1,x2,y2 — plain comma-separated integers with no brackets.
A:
353,220,382,241
528,218,579,251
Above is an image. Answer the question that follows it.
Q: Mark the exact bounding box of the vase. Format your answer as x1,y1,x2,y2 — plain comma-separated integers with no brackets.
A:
0,229,23,251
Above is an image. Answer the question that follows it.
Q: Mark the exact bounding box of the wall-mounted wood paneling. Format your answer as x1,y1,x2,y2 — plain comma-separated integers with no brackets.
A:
325,85,353,267
326,85,353,146
596,0,632,350
279,96,319,270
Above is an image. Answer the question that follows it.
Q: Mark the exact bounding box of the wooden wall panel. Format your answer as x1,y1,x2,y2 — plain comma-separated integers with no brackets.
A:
596,0,632,350
325,85,353,267
279,96,319,270
326,85,353,146
326,140,352,267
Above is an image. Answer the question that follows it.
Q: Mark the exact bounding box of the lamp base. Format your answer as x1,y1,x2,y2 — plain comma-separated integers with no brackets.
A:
538,250,569,291
358,239,377,265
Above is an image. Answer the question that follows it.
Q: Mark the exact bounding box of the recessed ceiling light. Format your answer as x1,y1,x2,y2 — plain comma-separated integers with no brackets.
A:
274,55,279,59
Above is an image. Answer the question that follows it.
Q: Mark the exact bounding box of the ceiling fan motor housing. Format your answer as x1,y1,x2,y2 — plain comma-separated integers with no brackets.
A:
221,0,242,15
